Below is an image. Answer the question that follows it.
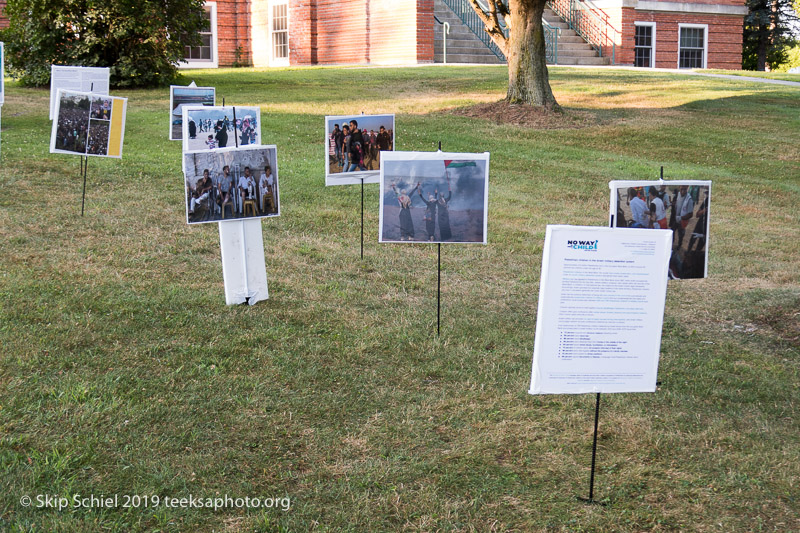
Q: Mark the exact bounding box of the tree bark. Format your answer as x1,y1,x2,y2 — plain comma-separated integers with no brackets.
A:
756,26,768,70
506,0,560,110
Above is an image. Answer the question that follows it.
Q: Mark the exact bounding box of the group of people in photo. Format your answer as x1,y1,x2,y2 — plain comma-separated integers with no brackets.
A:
187,164,277,223
187,114,258,150
389,180,453,242
617,183,709,278
328,119,393,173
54,96,90,154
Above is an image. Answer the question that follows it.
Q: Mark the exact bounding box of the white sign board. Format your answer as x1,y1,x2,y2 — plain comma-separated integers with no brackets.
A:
49,65,110,120
0,42,5,105
219,219,269,306
529,225,672,395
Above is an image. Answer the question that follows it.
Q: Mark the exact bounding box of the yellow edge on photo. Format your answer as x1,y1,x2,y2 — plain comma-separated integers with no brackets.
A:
107,101,124,157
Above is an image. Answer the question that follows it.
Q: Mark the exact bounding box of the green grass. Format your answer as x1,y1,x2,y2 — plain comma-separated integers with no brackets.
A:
701,68,800,83
0,65,799,532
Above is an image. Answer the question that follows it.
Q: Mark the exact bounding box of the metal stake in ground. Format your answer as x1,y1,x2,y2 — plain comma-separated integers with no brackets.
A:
232,106,238,148
437,243,441,336
80,155,89,216
578,392,603,504
360,177,365,259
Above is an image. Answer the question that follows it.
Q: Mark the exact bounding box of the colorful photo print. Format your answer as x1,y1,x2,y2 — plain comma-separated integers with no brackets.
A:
169,85,215,140
379,151,490,244
325,114,395,186
610,180,711,279
50,89,127,158
183,145,279,225
182,105,260,152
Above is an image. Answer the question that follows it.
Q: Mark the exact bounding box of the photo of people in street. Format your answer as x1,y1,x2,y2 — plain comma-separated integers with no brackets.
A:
50,89,127,158
325,114,394,186
610,180,711,279
183,145,279,225
182,105,260,152
169,85,215,140
379,152,489,244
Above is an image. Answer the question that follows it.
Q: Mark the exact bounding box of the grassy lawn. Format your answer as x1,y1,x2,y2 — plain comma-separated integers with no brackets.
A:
1,65,799,532
701,68,800,83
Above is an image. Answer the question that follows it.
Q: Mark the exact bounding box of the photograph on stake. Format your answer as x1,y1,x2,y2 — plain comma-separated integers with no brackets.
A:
182,105,260,152
169,85,215,140
610,180,711,279
49,65,110,120
1,42,4,105
183,145,279,224
50,89,127,158
325,114,394,186
379,151,489,244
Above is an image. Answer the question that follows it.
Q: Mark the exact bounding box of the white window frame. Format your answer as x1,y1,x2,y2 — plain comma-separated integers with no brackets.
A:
268,0,290,67
180,1,219,69
677,23,708,70
633,22,657,68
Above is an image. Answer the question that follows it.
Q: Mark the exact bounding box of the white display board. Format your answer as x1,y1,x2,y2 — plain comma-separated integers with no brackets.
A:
218,219,269,306
49,65,110,120
529,225,672,395
0,42,5,105
324,114,395,186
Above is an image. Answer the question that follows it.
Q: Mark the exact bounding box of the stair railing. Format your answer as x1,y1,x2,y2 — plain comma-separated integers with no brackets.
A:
547,0,619,63
434,15,451,64
440,0,559,64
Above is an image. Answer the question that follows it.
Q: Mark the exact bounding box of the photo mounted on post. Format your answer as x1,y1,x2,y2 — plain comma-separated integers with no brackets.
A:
379,151,489,244
50,89,127,158
610,180,711,279
183,145,279,225
169,85,215,140
182,105,260,152
325,114,395,186
0,42,5,105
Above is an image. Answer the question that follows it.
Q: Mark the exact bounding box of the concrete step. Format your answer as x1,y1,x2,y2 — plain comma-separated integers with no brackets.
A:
436,45,501,56
555,55,610,65
556,47,600,57
439,53,504,64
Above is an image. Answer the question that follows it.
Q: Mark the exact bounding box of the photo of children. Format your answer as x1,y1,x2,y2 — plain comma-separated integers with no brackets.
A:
169,86,215,140
182,106,260,152
50,90,128,158
379,152,489,244
610,180,711,279
325,114,394,186
183,145,279,225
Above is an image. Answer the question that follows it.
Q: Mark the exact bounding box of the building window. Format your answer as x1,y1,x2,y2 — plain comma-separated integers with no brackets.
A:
678,24,707,69
634,23,655,68
182,2,218,68
272,3,289,62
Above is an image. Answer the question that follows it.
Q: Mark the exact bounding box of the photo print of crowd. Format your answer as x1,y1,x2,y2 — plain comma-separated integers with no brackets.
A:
379,152,489,244
51,90,126,158
183,146,279,224
169,86,215,140
611,180,711,279
182,106,260,152
325,114,394,185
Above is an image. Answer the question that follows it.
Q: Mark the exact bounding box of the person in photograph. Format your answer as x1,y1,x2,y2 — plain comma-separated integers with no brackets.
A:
332,124,344,167
259,164,275,213
673,185,694,248
188,119,197,139
189,169,214,214
238,166,257,214
377,126,391,152
205,135,217,150
215,119,228,148
417,183,438,242
347,120,367,172
688,191,709,251
240,117,253,145
648,186,668,229
627,187,649,228
391,183,415,241
341,124,351,171
369,129,378,161
437,181,453,241
217,165,234,215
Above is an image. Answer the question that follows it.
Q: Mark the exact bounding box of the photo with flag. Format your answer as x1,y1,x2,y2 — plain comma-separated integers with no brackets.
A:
379,151,489,244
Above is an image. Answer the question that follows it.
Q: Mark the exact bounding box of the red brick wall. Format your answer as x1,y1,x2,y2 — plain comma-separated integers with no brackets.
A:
417,0,434,63
0,1,8,29
619,9,743,69
216,0,252,67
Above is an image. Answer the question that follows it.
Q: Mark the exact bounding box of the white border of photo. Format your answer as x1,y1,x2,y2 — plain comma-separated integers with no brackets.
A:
169,85,216,141
324,114,395,186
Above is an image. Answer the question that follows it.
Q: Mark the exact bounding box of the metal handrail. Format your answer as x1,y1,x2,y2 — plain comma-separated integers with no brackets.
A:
434,15,451,64
440,0,559,64
547,0,619,63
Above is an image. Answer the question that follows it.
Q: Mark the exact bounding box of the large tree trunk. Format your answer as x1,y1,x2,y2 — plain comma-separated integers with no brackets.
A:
506,0,560,110
756,27,769,70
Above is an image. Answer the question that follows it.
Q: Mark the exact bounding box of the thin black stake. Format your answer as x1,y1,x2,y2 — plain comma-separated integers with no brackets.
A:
222,97,225,107
360,178,365,259
579,392,602,504
437,243,441,336
80,156,89,216
232,106,238,148
660,166,664,180
438,140,442,151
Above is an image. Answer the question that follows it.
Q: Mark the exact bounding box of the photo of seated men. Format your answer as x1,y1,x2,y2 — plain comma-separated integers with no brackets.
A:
326,114,394,178
182,106,260,152
170,86,215,140
614,182,710,279
53,91,91,155
183,146,279,225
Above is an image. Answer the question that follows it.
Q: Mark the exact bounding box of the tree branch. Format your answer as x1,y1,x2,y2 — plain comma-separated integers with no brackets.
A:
466,0,509,56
